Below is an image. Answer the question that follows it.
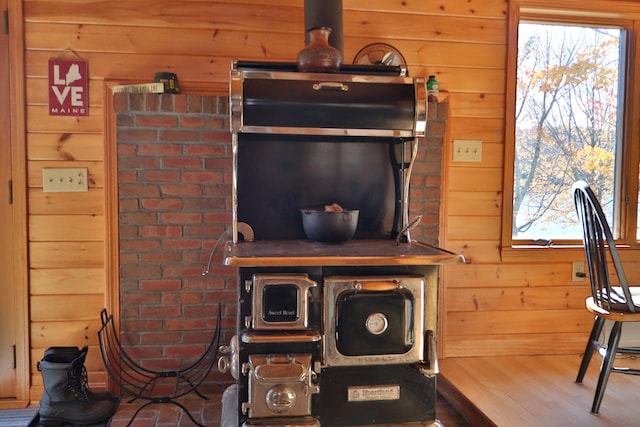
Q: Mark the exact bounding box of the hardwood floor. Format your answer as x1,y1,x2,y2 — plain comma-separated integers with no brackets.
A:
439,354,640,427
107,387,470,426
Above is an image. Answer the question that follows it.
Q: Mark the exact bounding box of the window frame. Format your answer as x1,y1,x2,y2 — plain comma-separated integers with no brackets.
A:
501,0,640,257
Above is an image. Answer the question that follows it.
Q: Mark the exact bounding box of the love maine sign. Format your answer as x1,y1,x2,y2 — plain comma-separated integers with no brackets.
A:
48,58,88,116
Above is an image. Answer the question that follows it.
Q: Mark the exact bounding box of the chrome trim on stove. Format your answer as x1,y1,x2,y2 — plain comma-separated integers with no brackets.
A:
241,331,322,344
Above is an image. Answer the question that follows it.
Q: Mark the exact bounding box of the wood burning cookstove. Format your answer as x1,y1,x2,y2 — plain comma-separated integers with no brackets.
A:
217,61,463,427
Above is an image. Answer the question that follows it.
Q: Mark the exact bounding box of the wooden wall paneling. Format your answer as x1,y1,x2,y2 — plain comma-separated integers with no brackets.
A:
27,133,105,161
446,286,588,312
446,309,591,336
443,240,502,265
448,167,503,192
30,268,105,295
30,321,102,348
446,216,502,241
447,191,503,216
449,117,505,142
30,295,105,321
28,189,104,215
29,242,104,269
5,0,30,407
445,263,583,288
29,215,105,242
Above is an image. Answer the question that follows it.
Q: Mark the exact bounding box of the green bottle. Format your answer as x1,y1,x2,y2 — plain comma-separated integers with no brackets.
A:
427,75,439,102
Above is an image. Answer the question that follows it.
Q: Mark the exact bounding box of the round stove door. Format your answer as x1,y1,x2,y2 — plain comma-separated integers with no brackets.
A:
336,290,414,356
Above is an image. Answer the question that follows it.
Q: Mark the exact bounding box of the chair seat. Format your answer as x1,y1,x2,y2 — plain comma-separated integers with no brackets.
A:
586,286,640,320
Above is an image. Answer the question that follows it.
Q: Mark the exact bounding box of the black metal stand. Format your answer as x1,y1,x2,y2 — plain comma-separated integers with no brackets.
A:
98,306,221,427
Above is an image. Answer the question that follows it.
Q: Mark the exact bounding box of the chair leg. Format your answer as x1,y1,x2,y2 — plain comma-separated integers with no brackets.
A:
591,321,623,414
576,316,605,383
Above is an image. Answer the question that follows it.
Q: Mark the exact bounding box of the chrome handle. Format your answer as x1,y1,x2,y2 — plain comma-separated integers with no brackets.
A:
312,82,349,92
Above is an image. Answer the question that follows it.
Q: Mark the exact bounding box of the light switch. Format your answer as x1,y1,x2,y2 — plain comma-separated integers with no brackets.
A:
42,168,89,192
453,140,482,162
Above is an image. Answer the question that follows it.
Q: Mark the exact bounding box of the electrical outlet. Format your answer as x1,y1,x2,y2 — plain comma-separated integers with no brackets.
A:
453,140,482,162
572,261,585,282
42,167,89,193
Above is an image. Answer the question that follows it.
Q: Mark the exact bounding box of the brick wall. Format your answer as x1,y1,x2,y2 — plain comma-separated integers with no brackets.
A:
114,93,447,391
115,93,235,391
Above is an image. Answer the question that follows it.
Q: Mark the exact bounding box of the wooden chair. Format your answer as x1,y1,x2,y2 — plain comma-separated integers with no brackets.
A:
572,180,640,413
98,306,221,426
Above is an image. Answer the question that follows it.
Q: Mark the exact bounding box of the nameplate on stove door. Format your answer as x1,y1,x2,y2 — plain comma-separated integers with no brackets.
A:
347,385,400,402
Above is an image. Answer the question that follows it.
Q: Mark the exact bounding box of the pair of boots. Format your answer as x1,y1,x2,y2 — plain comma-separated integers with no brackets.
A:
38,346,119,426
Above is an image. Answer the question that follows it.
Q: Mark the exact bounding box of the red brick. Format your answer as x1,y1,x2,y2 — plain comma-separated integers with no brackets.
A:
162,157,202,169
187,96,203,113
164,318,206,331
140,252,182,264
140,305,181,318
186,144,225,156
120,239,161,251
182,171,223,183
159,129,200,142
137,142,182,156
160,212,202,224
162,292,205,304
162,238,202,250
141,170,182,182
113,93,127,112
136,114,178,128
140,198,184,210
121,292,162,305
120,266,161,278
118,156,160,169
119,211,157,225
160,184,202,196
140,331,182,345
140,225,183,238
139,279,182,291
119,184,161,197
173,95,187,113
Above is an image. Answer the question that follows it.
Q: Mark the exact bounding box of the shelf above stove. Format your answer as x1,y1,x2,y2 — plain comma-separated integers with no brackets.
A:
223,239,465,267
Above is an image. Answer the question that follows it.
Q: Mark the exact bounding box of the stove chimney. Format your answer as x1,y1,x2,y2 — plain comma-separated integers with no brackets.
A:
304,0,343,57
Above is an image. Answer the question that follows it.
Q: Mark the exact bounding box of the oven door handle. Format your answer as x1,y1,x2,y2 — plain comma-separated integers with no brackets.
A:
356,281,400,291
312,82,349,92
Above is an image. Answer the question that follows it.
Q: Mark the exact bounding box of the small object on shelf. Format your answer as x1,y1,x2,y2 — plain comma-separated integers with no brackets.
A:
427,75,439,102
154,72,180,93
111,82,165,94
297,27,342,72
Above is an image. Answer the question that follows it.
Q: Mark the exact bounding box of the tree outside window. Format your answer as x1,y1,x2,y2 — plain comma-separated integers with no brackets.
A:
513,23,622,241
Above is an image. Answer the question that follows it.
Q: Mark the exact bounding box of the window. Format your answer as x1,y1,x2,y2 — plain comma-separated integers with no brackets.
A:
504,2,640,249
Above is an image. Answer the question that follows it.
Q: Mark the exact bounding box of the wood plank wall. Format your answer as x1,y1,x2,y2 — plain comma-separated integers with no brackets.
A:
22,0,640,400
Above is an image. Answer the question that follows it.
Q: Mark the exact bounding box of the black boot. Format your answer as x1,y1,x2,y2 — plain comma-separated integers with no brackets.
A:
38,350,119,426
42,346,116,402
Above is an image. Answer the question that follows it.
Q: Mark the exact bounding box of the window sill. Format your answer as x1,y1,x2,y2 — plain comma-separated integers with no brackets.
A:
501,243,640,263
500,245,586,263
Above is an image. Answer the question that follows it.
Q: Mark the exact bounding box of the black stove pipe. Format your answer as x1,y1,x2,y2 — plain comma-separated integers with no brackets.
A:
304,0,344,57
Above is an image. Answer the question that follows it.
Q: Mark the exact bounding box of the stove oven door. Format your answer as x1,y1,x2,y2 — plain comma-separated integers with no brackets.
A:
323,275,425,367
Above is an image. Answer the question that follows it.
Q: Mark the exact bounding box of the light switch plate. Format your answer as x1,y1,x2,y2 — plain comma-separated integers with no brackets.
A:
42,167,89,192
453,140,482,162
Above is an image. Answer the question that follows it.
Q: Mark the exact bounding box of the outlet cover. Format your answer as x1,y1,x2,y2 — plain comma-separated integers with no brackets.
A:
453,140,482,162
42,167,89,192
572,261,585,282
